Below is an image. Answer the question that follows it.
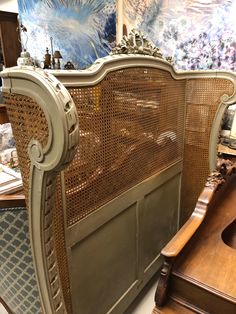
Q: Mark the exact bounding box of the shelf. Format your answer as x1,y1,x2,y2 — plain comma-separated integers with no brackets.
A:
218,143,236,156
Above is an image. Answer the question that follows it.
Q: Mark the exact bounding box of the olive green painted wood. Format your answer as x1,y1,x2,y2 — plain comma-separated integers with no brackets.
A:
141,174,180,272
69,165,181,314
71,204,137,314
67,161,183,246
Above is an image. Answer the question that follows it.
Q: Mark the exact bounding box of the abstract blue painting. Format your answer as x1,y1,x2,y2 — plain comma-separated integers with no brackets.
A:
18,0,116,69
124,0,236,71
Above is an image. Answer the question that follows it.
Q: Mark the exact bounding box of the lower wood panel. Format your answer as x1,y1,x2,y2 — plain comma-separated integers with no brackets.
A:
71,204,137,314
68,162,182,314
141,174,180,272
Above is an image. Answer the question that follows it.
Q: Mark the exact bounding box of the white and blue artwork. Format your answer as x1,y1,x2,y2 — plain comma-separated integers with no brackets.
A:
18,0,116,69
124,0,236,71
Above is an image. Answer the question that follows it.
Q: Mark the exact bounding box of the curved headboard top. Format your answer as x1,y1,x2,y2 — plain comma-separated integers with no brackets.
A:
3,27,236,89
49,54,236,90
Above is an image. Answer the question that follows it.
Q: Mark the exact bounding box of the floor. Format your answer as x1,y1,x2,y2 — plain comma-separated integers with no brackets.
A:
125,276,157,314
0,278,157,314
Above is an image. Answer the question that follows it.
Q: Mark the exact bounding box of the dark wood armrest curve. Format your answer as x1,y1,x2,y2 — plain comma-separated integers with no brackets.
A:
155,158,236,307
161,158,236,258
162,186,216,258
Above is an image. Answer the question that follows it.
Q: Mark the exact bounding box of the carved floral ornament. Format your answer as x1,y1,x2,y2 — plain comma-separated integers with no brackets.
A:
111,29,173,63
205,158,236,189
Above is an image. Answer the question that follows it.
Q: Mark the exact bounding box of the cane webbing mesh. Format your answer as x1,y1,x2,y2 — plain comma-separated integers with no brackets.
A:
180,78,234,223
52,176,72,314
66,67,186,225
4,94,49,203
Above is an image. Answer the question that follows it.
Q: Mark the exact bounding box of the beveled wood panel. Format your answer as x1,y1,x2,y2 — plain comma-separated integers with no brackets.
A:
71,204,137,314
141,174,180,271
69,163,182,314
170,273,236,313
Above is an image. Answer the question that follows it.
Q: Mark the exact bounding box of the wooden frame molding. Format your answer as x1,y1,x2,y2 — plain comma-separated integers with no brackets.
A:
1,68,79,314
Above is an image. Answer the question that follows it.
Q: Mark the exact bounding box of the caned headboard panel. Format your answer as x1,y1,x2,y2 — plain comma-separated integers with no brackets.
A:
181,78,234,222
65,67,186,226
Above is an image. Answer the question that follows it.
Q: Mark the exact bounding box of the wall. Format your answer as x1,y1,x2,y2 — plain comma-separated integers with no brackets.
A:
123,0,236,71
0,0,18,13
14,1,236,71
17,0,116,69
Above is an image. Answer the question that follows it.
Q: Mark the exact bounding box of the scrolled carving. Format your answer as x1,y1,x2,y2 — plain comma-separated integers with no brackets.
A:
205,158,235,190
216,158,234,174
220,93,231,103
111,29,173,63
155,260,172,307
34,69,79,171
28,139,44,164
166,56,174,64
205,171,224,189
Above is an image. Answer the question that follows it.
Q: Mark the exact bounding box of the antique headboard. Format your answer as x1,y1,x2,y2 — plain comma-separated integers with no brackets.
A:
1,31,236,314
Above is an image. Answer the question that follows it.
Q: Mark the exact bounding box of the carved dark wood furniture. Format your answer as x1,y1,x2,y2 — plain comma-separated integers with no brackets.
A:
1,31,236,313
154,159,236,313
0,11,21,67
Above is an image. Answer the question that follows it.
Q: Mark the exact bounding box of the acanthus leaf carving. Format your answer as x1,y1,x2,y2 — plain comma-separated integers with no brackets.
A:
205,158,235,190
111,29,173,63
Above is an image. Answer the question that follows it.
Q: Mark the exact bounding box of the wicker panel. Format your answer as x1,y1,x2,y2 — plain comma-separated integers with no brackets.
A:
3,94,49,203
66,68,186,225
181,78,234,223
52,176,72,314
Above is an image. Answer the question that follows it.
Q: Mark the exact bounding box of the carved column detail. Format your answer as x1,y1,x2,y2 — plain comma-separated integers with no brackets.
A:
43,175,65,313
155,260,173,307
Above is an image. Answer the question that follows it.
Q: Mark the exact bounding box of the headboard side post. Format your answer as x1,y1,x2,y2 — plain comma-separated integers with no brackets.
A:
1,67,79,314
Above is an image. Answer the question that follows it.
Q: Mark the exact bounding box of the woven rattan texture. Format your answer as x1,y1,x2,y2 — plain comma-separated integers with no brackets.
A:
181,78,234,223
52,176,72,313
66,68,186,225
4,94,49,203
0,208,41,314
